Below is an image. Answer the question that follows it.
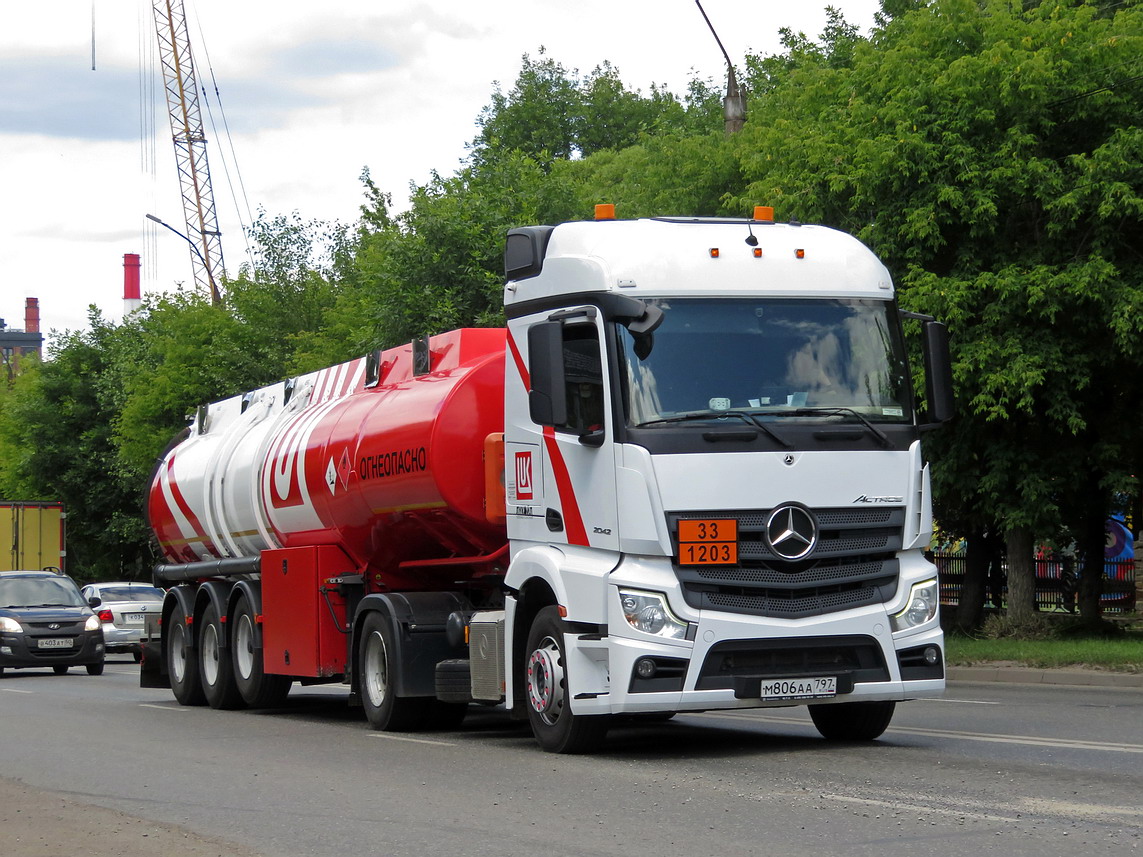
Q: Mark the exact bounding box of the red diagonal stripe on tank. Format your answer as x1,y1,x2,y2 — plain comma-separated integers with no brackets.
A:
166,455,219,555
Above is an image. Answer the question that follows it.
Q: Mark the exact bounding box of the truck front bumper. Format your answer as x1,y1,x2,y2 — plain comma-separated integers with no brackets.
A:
564,578,944,716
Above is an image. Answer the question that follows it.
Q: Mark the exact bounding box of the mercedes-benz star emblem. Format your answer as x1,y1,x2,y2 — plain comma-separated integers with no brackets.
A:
765,505,818,560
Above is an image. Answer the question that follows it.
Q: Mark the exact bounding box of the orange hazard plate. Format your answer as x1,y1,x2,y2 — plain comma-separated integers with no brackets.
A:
677,519,738,566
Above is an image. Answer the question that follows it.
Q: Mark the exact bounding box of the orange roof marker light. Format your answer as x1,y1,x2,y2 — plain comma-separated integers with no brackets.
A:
595,203,616,221
753,206,775,223
796,248,806,259
709,248,721,258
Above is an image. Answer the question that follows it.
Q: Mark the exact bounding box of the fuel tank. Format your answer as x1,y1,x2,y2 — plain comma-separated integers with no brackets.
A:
148,329,507,587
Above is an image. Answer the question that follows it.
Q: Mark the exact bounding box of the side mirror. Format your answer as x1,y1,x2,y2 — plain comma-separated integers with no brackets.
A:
88,597,102,609
527,321,568,426
921,321,954,426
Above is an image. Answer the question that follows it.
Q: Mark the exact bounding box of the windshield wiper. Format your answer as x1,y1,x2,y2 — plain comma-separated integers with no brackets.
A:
637,411,792,447
786,407,892,448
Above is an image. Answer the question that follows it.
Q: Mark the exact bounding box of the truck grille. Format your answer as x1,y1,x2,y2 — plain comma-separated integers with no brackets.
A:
668,507,904,619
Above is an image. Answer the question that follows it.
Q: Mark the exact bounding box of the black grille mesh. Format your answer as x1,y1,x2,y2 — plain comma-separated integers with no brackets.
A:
669,507,904,619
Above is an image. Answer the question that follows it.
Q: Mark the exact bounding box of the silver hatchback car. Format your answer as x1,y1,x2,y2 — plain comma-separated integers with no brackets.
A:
80,582,164,661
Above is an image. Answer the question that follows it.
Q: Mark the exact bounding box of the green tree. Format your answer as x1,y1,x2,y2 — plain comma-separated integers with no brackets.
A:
728,0,1143,626
0,312,151,579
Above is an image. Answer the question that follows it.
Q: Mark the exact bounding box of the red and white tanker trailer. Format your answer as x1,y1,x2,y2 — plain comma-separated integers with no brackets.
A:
145,206,954,753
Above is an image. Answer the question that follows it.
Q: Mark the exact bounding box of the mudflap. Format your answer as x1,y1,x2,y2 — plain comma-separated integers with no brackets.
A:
139,614,171,689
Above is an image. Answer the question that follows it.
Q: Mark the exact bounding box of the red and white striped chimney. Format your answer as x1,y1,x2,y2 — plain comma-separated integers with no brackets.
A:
123,253,141,316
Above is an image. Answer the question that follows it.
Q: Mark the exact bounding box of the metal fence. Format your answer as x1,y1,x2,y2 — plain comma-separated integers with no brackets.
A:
933,554,1138,615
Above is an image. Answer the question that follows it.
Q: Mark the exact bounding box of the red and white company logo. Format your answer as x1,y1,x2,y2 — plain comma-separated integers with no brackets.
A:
515,450,533,501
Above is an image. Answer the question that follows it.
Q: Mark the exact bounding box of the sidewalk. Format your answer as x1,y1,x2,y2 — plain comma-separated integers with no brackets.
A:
947,664,1143,689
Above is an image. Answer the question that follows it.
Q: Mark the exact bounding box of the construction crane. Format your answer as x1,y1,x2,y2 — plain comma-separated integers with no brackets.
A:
152,0,225,303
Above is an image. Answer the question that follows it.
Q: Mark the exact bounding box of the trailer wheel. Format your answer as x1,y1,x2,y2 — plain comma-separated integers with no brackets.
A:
232,597,292,708
168,601,206,706
809,700,895,741
359,613,429,731
199,602,244,710
524,606,609,754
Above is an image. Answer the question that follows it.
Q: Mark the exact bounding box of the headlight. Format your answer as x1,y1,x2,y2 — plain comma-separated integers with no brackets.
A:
0,616,23,633
619,589,690,640
891,579,939,632
84,614,102,632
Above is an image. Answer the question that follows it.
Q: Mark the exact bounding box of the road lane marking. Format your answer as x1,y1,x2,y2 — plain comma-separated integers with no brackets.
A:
689,711,1143,754
139,703,188,711
1,688,34,694
812,791,1143,827
815,793,1019,823
924,697,1000,705
367,734,456,746
887,725,1143,754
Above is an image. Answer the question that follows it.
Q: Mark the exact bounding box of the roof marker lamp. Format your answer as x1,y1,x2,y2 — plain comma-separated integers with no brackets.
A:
890,579,939,632
619,589,689,640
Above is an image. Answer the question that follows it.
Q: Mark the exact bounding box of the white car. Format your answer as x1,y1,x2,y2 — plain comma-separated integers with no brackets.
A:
80,582,164,661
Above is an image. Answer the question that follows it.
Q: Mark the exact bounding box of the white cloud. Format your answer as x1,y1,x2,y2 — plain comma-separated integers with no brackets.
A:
0,0,880,345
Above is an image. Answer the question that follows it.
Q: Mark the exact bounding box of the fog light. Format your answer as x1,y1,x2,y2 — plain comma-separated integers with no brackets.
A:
0,646,11,655
923,646,940,665
635,658,657,679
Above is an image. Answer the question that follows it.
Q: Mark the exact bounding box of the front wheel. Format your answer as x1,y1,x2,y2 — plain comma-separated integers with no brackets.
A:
809,700,895,741
53,665,68,675
524,606,608,754
86,661,104,676
358,613,429,731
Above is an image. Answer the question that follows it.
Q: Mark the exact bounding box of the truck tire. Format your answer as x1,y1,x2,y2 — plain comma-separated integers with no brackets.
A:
524,606,609,754
809,700,895,741
358,612,429,731
168,601,206,706
232,597,292,708
199,602,244,710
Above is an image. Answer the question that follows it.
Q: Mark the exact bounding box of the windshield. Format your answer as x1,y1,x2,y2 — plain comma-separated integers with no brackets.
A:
91,586,164,603
619,298,912,426
0,576,88,608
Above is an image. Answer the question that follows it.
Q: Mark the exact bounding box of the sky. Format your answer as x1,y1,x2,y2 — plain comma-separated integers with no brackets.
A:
0,1,882,347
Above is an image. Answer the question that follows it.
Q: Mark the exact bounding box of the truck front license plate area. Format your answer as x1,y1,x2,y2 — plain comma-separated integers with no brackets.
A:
760,676,837,701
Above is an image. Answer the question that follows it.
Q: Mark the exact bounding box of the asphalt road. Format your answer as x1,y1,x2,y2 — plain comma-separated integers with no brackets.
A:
1,657,1140,857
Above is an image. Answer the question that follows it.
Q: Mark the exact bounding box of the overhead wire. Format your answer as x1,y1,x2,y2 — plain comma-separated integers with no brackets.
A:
189,1,255,274
139,2,160,289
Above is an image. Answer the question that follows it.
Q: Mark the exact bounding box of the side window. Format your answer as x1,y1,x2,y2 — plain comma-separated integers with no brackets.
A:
559,324,604,436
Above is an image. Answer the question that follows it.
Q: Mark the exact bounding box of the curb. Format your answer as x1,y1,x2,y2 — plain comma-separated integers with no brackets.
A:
947,665,1143,689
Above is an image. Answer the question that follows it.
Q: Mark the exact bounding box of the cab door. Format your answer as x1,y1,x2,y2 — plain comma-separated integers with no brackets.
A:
504,309,619,553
